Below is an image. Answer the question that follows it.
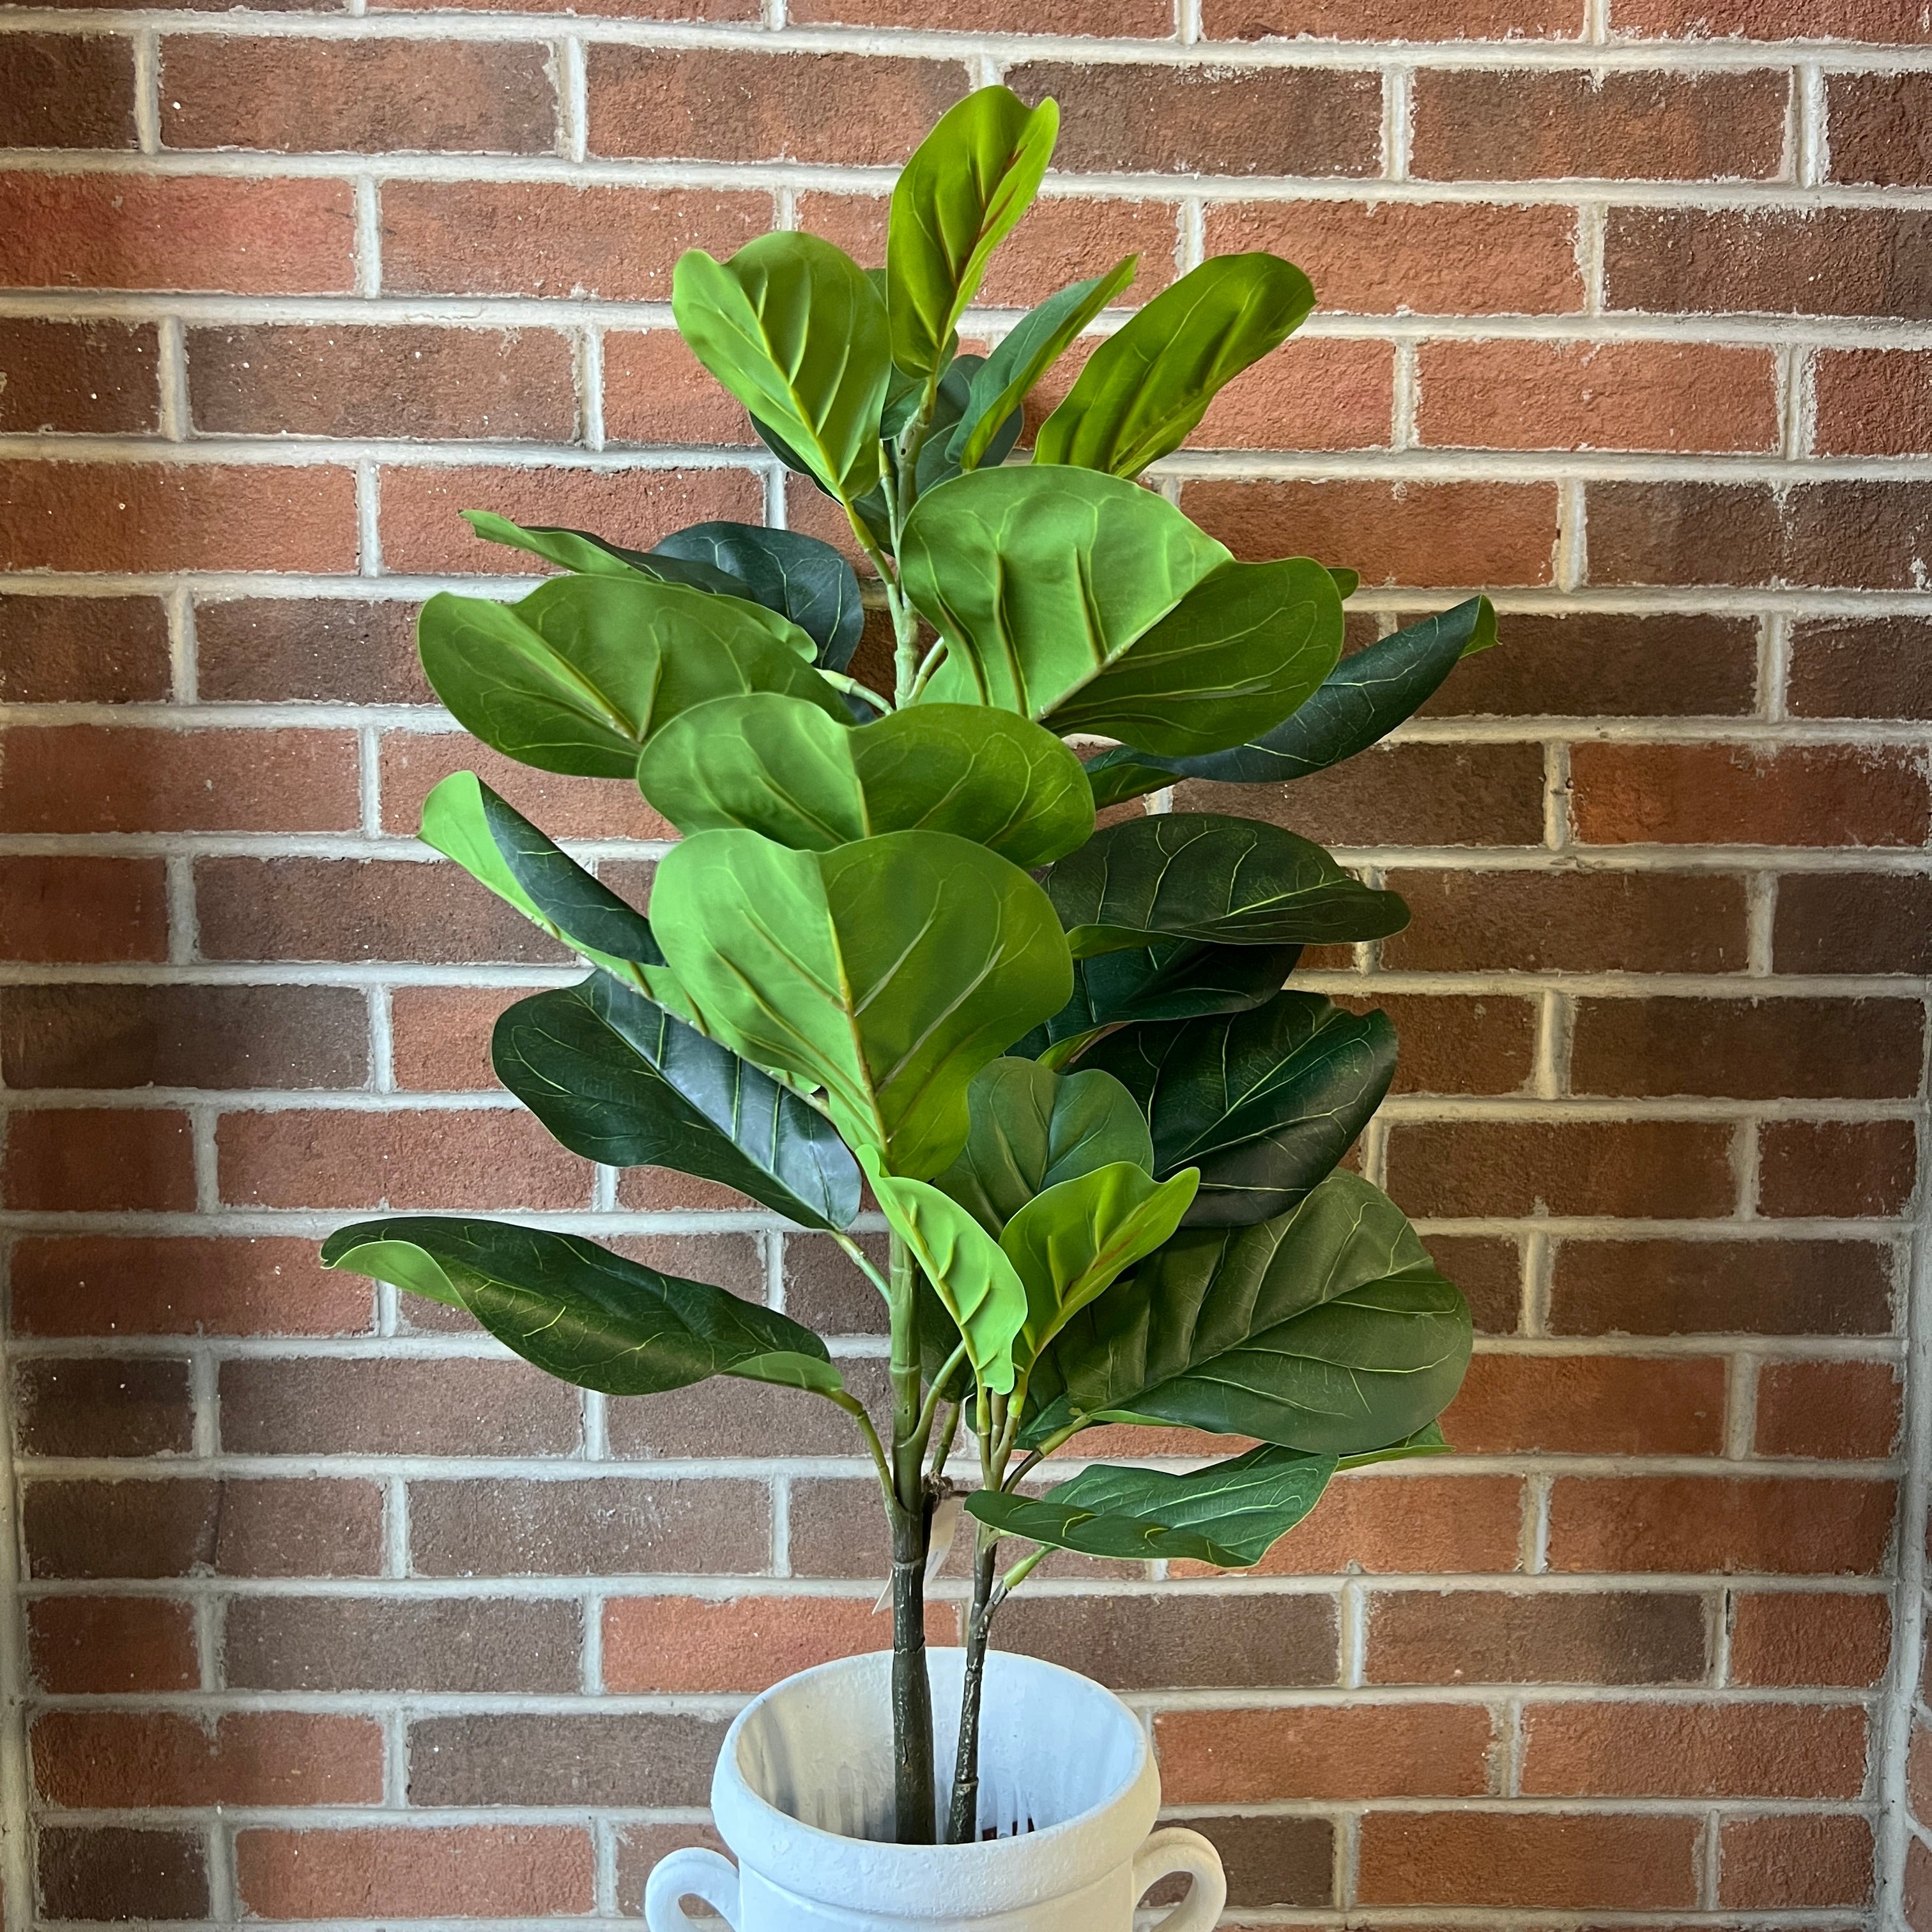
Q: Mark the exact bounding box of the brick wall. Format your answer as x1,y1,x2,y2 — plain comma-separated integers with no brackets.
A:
1,0,1929,1924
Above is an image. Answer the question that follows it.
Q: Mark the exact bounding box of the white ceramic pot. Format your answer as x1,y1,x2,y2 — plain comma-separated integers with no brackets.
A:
645,1647,1224,1932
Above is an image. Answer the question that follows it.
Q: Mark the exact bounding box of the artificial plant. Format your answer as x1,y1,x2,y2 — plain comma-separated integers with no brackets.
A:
320,85,1490,1847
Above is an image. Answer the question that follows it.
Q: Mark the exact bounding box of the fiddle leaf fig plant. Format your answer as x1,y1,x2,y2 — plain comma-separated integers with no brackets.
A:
320,84,1492,1851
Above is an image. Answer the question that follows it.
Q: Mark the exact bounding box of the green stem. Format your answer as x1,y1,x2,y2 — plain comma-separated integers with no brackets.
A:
827,1389,894,1506
887,1230,936,1844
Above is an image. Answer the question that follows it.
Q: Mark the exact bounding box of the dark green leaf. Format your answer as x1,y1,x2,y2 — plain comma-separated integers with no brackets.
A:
321,1216,841,1397
1045,812,1409,958
492,971,861,1232
1034,254,1315,477
651,522,865,672
1085,991,1396,1225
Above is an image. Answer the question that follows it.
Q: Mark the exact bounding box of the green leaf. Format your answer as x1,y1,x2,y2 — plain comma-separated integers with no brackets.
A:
1340,1418,1452,1470
491,971,861,1232
674,233,890,503
1082,597,1497,808
887,86,1059,382
966,1443,1334,1568
1026,1170,1472,1453
651,522,866,672
850,352,1025,539
931,1057,1152,1235
950,259,1137,472
903,466,1230,719
861,1150,1027,1395
417,573,845,779
1044,557,1344,760
320,1216,842,1397
637,695,1094,867
1085,992,1396,1226
1002,1162,1198,1368
461,511,740,595
1046,812,1408,958
650,829,1072,1179
1034,253,1315,477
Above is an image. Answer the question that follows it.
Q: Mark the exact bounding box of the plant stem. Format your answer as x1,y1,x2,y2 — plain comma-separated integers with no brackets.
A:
946,1524,1002,1843
887,1230,936,1844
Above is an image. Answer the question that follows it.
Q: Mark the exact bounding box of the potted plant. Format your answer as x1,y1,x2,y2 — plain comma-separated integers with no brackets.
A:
319,85,1492,1931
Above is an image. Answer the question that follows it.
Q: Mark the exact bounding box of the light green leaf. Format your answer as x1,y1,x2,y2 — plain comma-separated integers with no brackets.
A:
673,233,890,503
931,1057,1151,1235
1046,812,1409,958
951,259,1137,472
966,1443,1334,1568
320,1216,842,1397
637,695,1094,866
417,573,844,779
650,829,1071,1178
1034,253,1315,477
888,85,1059,382
861,1149,1027,1395
461,511,739,594
903,466,1230,719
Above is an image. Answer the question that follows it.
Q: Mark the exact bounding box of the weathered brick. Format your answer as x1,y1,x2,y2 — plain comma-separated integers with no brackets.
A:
1155,1703,1491,1803
379,733,668,839
1788,616,1932,719
1729,1588,1890,1687
1343,992,1535,1095
161,36,556,153
2,1106,194,1211
1775,872,1932,973
39,1827,210,1922
1612,0,1930,39
1759,1119,1918,1218
1208,0,1582,33
608,1368,879,1462
1430,1236,1524,1335
994,1590,1340,1689
0,594,168,702
0,319,156,433
388,985,510,1092
1151,1814,1335,1911
1189,337,1394,451
1814,348,1932,456
1522,1700,1865,1798
194,595,425,704
13,1356,193,1458
782,1231,891,1336
1357,1812,1699,1909
0,33,136,148
1367,1587,1708,1685
1720,1813,1874,1910
795,0,1167,27
409,1712,727,1806
602,328,758,448
1756,1359,1901,1459
237,1825,595,1917
29,1596,199,1694
1828,72,1932,185
0,856,168,963
1445,1353,1725,1456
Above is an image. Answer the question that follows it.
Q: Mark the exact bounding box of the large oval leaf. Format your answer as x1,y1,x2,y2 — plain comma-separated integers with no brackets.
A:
902,466,1229,719
1085,992,1395,1226
1027,1170,1471,1452
887,86,1059,382
1046,813,1409,958
417,574,845,779
651,829,1071,1178
1034,253,1315,478
651,521,866,672
493,971,861,1233
673,233,890,504
638,696,1093,867
1084,596,1498,809
1044,556,1345,759
320,1216,841,1397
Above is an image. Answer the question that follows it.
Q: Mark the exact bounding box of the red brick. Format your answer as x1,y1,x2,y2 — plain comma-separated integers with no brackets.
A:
0,174,355,293
40,1827,209,1922
1759,1120,1918,1218
3,1107,194,1211
1721,1813,1874,1909
195,597,426,705
1549,1238,1895,1338
10,1235,374,1337
1358,1812,1698,1909
0,857,167,963
161,36,555,153
29,1597,199,1694
602,328,757,448
1789,617,1932,719
0,594,168,701
14,1354,192,1457
781,1230,891,1334
188,324,576,440
1366,1588,1708,1685
1386,1120,1736,1219
0,33,136,148
409,1710,726,1807
378,463,761,573
389,986,509,1092
1572,742,1930,848
0,725,358,833
379,181,770,300
218,1107,594,1211
1183,478,1558,586
610,1365,883,1461
1009,61,1381,176
1756,1360,1901,1460
795,0,1166,27
1418,339,1776,452
1208,0,1582,33
35,1710,381,1809
1190,337,1393,451
1414,68,1785,180
1381,870,1747,974
1613,0,1932,36
1570,995,1923,1100
1522,1700,1864,1798
379,733,668,839
236,1826,595,1918
1829,72,1932,185
1344,992,1535,1095
1606,208,1932,319
604,1594,954,1692
1208,199,1582,316
590,48,967,165
1547,1475,1896,1575
1814,348,1932,456
0,319,156,432
374,0,751,15
1729,1589,1891,1686
1,462,357,572
1154,1703,1491,1804
1775,872,1932,972
1443,1354,1725,1457
1431,1236,1524,1335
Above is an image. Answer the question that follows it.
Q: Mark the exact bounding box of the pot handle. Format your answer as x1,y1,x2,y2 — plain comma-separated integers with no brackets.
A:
1132,1826,1227,1932
644,1847,740,1931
